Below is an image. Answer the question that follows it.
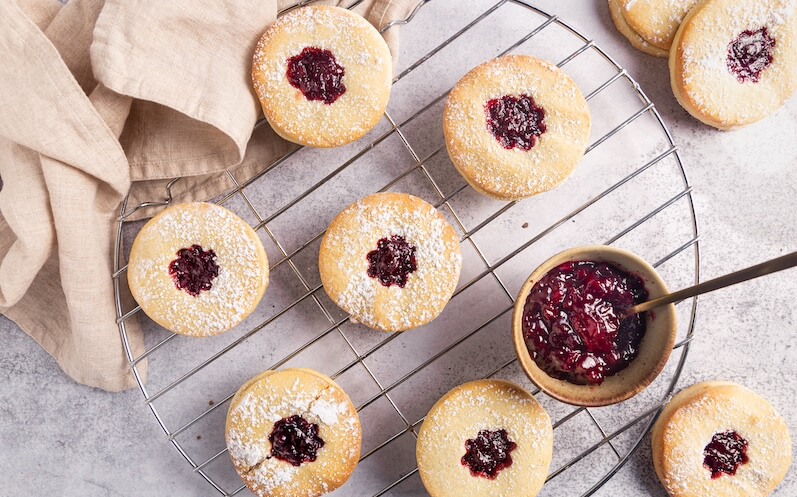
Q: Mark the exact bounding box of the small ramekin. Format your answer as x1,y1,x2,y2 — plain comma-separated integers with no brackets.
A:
512,245,677,407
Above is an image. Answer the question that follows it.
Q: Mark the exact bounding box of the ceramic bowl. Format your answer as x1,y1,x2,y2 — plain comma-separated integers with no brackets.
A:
512,245,677,407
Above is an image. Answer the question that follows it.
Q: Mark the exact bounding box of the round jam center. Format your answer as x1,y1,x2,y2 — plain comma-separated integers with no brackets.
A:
366,235,417,288
703,430,749,479
521,261,649,385
286,46,346,105
461,429,517,479
485,94,547,151
727,27,775,83
168,244,219,297
268,415,324,467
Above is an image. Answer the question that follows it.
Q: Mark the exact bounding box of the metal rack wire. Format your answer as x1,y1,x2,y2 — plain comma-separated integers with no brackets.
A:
113,1,700,495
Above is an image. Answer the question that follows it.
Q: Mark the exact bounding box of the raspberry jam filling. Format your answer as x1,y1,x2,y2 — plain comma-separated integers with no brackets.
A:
268,415,325,466
367,235,417,288
521,261,649,385
485,94,547,150
168,244,219,297
461,429,517,479
703,430,749,479
727,27,776,83
286,47,346,104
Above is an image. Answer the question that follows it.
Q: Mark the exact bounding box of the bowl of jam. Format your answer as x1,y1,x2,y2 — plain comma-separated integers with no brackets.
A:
512,245,677,406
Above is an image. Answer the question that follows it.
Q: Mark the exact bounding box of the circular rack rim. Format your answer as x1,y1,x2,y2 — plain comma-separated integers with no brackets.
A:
112,1,701,495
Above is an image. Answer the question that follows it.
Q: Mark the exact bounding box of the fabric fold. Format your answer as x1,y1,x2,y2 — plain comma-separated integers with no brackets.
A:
0,0,141,391
91,0,273,178
0,0,420,392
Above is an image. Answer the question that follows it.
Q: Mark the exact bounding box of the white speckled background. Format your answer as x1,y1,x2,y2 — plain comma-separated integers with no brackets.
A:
1,1,795,496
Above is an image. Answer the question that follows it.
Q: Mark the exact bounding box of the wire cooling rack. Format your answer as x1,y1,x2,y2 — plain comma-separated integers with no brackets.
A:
113,1,701,495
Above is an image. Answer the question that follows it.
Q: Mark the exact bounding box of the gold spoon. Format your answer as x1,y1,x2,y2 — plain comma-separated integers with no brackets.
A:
626,251,797,317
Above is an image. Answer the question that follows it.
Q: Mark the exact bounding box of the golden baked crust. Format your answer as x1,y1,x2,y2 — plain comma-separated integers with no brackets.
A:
618,0,701,50
416,380,553,497
651,381,792,497
608,0,671,57
225,368,362,497
252,5,392,147
443,55,591,201
669,0,797,129
319,192,462,333
127,202,269,337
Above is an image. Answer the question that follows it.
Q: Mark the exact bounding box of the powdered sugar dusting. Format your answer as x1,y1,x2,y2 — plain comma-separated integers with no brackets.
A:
444,55,590,200
675,0,796,127
610,0,671,56
128,203,268,337
253,462,299,493
252,5,392,147
620,0,701,48
310,397,346,425
421,382,545,444
227,370,360,497
321,193,462,332
417,380,552,495
658,383,791,496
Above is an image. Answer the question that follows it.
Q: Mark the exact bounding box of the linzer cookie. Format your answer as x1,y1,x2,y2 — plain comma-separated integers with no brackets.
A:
252,5,392,147
416,380,553,497
319,192,462,333
670,0,797,129
444,55,591,201
225,369,361,497
608,0,674,57
651,381,791,497
615,0,701,52
127,202,269,337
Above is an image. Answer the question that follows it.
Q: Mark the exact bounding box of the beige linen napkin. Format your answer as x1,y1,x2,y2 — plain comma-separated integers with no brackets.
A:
0,0,419,391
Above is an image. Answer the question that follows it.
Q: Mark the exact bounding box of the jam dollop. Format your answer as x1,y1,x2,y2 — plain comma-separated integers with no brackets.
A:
727,27,776,83
366,235,417,288
703,430,749,479
168,244,219,297
286,47,346,104
521,260,649,385
461,429,517,479
485,94,547,150
268,415,325,466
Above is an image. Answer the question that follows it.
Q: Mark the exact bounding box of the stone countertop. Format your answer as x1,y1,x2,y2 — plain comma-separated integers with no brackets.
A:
1,1,795,496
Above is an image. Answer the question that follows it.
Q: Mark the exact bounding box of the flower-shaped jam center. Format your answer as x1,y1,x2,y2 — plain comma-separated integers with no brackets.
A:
366,235,417,288
268,415,325,466
168,244,219,297
703,430,749,479
286,47,346,104
484,94,547,150
461,429,517,479
521,261,649,385
727,27,776,83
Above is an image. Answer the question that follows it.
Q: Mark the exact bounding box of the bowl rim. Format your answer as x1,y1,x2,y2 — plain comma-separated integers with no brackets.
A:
512,245,678,407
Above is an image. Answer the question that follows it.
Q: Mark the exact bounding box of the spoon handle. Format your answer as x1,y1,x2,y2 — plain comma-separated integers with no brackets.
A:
627,251,797,316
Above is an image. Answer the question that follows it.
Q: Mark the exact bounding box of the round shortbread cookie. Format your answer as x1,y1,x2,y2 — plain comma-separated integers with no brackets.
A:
319,192,462,333
252,5,392,147
609,0,672,56
127,202,269,337
417,380,553,497
669,0,797,129
651,381,792,497
618,0,701,50
444,55,591,201
225,368,362,497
